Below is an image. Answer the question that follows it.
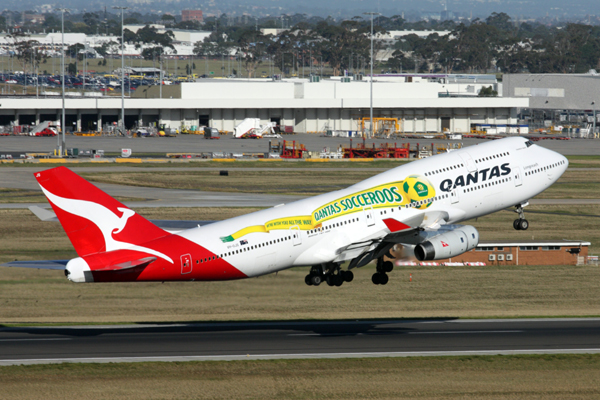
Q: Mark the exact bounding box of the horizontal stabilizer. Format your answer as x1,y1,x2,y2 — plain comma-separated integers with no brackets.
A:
28,206,58,222
93,256,157,272
2,260,69,270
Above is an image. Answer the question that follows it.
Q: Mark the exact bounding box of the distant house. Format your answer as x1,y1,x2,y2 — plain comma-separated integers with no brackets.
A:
182,10,203,23
23,13,45,25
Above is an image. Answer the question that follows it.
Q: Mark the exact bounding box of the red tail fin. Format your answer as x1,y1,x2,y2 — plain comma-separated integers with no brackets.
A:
35,167,169,257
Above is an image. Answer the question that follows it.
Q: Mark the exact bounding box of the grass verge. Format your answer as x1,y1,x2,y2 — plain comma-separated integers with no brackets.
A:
1,355,600,399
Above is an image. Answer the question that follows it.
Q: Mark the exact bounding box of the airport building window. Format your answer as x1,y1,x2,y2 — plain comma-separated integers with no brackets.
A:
476,247,495,251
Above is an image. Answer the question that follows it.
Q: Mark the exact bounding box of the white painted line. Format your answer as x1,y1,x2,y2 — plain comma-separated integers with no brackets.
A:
408,330,523,334
288,333,321,336
0,338,71,342
2,348,600,366
288,330,524,337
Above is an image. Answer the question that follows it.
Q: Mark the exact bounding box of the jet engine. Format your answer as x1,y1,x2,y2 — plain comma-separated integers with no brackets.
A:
414,225,479,261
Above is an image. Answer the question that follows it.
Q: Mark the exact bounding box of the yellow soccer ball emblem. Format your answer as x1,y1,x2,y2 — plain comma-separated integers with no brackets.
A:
402,175,435,209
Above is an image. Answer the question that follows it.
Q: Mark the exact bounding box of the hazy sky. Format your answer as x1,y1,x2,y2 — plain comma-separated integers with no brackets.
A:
8,0,600,20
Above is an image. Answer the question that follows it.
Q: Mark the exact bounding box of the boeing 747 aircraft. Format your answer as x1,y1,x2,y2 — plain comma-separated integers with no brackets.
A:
4,137,567,286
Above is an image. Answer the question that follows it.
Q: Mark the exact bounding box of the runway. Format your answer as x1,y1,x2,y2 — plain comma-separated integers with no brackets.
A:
1,318,599,365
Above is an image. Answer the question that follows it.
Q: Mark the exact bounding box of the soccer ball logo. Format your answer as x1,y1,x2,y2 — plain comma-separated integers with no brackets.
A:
402,175,435,209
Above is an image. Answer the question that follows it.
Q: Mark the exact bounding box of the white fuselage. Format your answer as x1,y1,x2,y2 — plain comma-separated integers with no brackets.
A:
174,137,567,277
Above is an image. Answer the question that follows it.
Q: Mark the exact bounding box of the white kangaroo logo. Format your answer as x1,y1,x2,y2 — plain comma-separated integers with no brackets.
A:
41,187,173,263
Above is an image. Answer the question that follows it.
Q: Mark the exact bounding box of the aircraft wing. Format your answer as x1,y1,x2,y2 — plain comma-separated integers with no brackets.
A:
28,206,216,230
342,210,469,269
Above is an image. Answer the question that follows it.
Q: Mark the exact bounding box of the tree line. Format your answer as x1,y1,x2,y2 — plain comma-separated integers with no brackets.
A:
5,11,600,76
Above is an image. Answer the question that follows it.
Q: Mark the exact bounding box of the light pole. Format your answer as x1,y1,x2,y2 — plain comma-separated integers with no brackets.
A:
113,6,129,135
83,41,88,96
593,101,596,137
57,8,69,156
364,12,380,139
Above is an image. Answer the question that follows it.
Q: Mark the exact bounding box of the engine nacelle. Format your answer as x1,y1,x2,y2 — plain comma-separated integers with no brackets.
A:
414,225,479,261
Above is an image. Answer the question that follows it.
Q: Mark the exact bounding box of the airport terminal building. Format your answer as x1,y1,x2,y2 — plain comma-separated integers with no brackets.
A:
1,75,528,134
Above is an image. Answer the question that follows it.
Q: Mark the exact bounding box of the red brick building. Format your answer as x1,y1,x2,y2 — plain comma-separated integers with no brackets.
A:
182,10,203,23
441,241,591,266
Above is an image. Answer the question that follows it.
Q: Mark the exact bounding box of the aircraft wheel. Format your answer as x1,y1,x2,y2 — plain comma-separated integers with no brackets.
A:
371,273,380,285
305,275,313,286
382,261,394,273
334,275,344,286
379,273,389,285
519,219,529,230
513,219,521,230
311,275,322,286
326,275,335,286
343,270,354,283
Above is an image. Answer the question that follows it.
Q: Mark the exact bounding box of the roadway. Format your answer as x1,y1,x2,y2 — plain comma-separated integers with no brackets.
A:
2,133,600,155
1,318,599,365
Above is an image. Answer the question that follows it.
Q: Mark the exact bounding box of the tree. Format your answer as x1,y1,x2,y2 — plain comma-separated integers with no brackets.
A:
386,48,415,72
478,86,498,97
6,32,45,74
67,43,85,60
141,46,165,61
161,14,176,26
236,29,268,78
313,20,372,76
175,20,201,30
134,25,175,49
485,12,514,32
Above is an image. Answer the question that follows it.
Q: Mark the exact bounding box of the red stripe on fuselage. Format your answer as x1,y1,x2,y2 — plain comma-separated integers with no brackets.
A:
85,234,247,282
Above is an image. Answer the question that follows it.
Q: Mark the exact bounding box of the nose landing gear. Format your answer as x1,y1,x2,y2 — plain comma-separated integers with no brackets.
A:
513,202,529,231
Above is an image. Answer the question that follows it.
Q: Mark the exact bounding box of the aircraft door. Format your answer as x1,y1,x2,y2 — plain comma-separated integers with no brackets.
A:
363,206,375,227
181,254,192,274
513,166,523,187
451,189,460,204
291,226,302,246
459,152,478,173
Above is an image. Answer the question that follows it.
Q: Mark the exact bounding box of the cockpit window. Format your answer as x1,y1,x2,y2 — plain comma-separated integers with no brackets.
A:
525,140,534,147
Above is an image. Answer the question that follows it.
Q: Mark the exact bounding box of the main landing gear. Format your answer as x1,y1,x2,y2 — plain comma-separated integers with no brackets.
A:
513,202,529,231
305,263,354,287
372,257,393,285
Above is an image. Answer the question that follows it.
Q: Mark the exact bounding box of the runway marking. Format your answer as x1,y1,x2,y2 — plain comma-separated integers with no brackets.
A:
0,338,71,342
408,330,523,334
288,330,523,337
288,333,321,336
2,349,600,365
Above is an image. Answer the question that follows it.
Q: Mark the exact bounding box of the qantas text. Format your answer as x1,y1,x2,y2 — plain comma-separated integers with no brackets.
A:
438,163,511,192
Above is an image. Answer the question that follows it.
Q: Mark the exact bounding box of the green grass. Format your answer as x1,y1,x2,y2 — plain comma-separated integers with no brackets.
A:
565,155,600,168
0,188,145,204
79,169,379,195
1,355,600,399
